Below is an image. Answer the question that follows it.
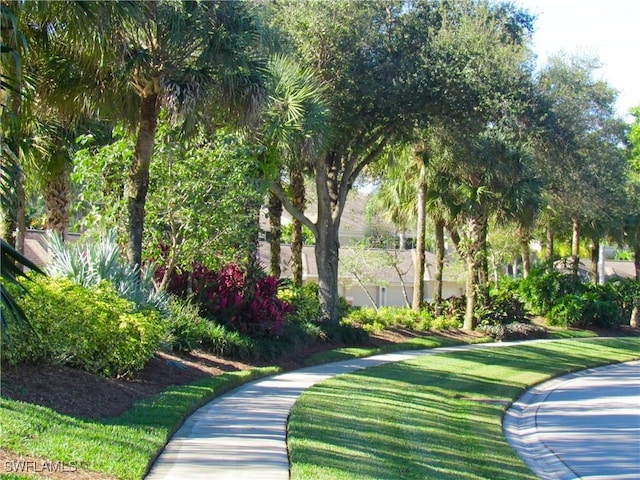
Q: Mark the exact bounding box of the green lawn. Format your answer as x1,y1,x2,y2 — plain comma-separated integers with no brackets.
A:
304,334,489,366
288,337,640,480
0,367,279,479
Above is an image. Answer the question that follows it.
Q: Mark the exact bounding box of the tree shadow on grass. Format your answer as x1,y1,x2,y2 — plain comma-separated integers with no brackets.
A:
289,338,640,480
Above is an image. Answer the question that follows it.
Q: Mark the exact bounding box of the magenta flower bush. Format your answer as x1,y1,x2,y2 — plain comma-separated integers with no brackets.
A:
157,262,292,337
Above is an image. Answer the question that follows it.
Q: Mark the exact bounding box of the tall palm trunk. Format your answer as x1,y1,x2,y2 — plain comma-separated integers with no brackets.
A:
15,173,25,253
571,218,580,276
268,189,282,278
290,169,305,286
518,225,531,279
44,169,71,239
463,211,489,330
433,218,445,304
412,170,427,310
127,91,160,267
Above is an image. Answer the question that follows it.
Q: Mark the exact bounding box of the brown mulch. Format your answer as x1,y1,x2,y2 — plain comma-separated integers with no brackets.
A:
0,328,481,421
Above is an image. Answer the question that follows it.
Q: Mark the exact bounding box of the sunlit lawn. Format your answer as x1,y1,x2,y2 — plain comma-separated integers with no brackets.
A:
0,368,279,479
288,337,640,480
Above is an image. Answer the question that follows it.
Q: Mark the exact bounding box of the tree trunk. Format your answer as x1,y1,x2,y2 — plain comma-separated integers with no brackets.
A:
634,243,639,281
448,226,461,256
127,92,160,268
463,212,489,331
412,171,427,310
546,226,555,272
267,190,282,278
590,237,599,284
519,225,531,279
0,166,18,246
315,214,340,323
631,305,639,328
290,169,306,287
571,218,580,276
44,169,71,239
16,174,25,253
353,271,378,312
433,218,445,304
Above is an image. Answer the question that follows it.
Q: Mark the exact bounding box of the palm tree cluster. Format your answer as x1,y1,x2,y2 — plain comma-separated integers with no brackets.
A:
1,0,637,331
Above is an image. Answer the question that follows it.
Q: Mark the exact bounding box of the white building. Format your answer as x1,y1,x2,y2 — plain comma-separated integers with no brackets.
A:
260,191,466,308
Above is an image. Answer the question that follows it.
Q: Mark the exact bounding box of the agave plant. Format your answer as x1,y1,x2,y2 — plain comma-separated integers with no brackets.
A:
46,230,168,314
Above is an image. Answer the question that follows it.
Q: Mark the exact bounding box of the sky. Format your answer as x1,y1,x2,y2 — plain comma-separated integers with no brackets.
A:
515,0,639,119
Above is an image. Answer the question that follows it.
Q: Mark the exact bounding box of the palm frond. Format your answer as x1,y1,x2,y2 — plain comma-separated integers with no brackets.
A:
1,238,45,339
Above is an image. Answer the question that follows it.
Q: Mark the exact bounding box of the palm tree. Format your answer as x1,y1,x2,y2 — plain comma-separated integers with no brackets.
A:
105,0,265,268
0,2,46,334
1,1,148,245
261,54,329,283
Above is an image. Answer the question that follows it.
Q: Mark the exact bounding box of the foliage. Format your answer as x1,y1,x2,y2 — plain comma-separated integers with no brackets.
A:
477,322,547,342
73,126,267,279
342,304,460,333
2,276,163,377
163,298,208,352
476,286,530,326
161,262,292,338
278,281,323,324
281,222,315,245
0,238,44,341
425,296,467,327
517,267,585,315
46,230,168,314
547,280,638,329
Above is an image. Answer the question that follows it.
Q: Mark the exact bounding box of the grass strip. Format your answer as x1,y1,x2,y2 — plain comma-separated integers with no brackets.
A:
289,337,640,480
0,367,279,479
305,334,489,366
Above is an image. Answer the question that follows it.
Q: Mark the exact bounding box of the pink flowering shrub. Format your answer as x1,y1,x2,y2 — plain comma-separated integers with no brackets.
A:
157,262,292,337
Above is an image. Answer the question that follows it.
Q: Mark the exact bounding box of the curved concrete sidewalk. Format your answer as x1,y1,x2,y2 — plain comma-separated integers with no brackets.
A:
504,360,640,480
146,339,635,480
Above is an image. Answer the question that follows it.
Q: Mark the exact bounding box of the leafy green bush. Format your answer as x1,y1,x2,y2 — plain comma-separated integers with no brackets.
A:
601,279,640,320
164,298,208,352
2,276,163,377
476,287,530,326
517,268,585,315
547,286,627,329
342,304,461,333
279,282,323,324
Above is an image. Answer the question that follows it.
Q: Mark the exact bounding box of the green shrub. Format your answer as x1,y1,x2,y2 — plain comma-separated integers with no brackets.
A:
547,286,626,329
601,279,640,320
518,268,585,315
2,276,163,377
164,298,208,352
324,321,370,345
279,282,323,324
342,304,462,333
342,307,385,332
476,287,530,326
